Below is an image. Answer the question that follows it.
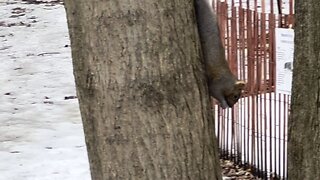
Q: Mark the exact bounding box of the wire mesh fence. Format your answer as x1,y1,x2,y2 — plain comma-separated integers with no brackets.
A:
213,0,294,179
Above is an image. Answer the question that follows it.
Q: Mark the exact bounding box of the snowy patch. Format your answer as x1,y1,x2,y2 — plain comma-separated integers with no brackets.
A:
0,1,90,179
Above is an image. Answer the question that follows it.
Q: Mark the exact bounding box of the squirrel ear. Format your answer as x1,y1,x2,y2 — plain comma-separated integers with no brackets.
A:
235,81,246,90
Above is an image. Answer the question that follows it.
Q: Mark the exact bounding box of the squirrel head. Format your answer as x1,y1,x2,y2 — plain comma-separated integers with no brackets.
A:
224,80,246,108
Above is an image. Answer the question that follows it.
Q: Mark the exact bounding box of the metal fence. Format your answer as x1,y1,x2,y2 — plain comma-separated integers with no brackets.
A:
213,0,294,179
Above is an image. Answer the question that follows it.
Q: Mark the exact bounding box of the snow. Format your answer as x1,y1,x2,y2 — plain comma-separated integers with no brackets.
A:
0,1,90,179
0,0,291,179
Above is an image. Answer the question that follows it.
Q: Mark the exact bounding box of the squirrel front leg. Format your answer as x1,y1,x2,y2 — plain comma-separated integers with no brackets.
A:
208,81,228,109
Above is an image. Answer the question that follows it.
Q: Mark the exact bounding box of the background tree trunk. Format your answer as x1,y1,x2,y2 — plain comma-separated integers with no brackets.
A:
288,0,320,179
64,0,221,179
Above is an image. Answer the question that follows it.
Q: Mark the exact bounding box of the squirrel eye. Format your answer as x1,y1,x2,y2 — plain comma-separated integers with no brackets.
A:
234,95,239,100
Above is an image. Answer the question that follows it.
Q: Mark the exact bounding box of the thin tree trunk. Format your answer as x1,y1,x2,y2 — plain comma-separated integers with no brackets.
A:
288,0,320,179
64,0,221,179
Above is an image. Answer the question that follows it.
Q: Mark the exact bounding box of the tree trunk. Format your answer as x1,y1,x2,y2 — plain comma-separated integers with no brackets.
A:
288,0,320,179
64,1,221,180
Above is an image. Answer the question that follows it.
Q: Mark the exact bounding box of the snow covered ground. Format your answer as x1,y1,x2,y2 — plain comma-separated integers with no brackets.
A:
0,1,90,179
0,0,291,179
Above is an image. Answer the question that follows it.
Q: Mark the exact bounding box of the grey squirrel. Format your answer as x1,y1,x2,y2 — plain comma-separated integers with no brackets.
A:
195,0,245,109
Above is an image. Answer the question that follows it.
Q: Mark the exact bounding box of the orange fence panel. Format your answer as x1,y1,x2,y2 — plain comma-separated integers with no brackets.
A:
214,0,294,179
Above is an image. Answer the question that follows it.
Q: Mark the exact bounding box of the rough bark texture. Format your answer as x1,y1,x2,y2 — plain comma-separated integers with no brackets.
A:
64,1,221,180
288,0,320,179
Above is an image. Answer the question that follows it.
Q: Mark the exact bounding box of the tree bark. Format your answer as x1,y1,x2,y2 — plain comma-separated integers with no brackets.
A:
288,0,320,179
64,0,221,180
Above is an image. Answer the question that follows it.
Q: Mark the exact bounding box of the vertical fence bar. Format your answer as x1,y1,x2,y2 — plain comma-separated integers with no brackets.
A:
273,94,277,177
278,94,281,177
239,8,246,82
257,11,263,177
261,11,268,179
269,12,273,177
231,6,238,74
254,6,260,175
289,0,294,26
238,6,244,148
231,109,235,162
286,94,290,178
247,93,250,165
278,0,283,27
221,109,225,156
273,10,278,178
283,94,287,178
247,8,255,170
217,109,220,148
